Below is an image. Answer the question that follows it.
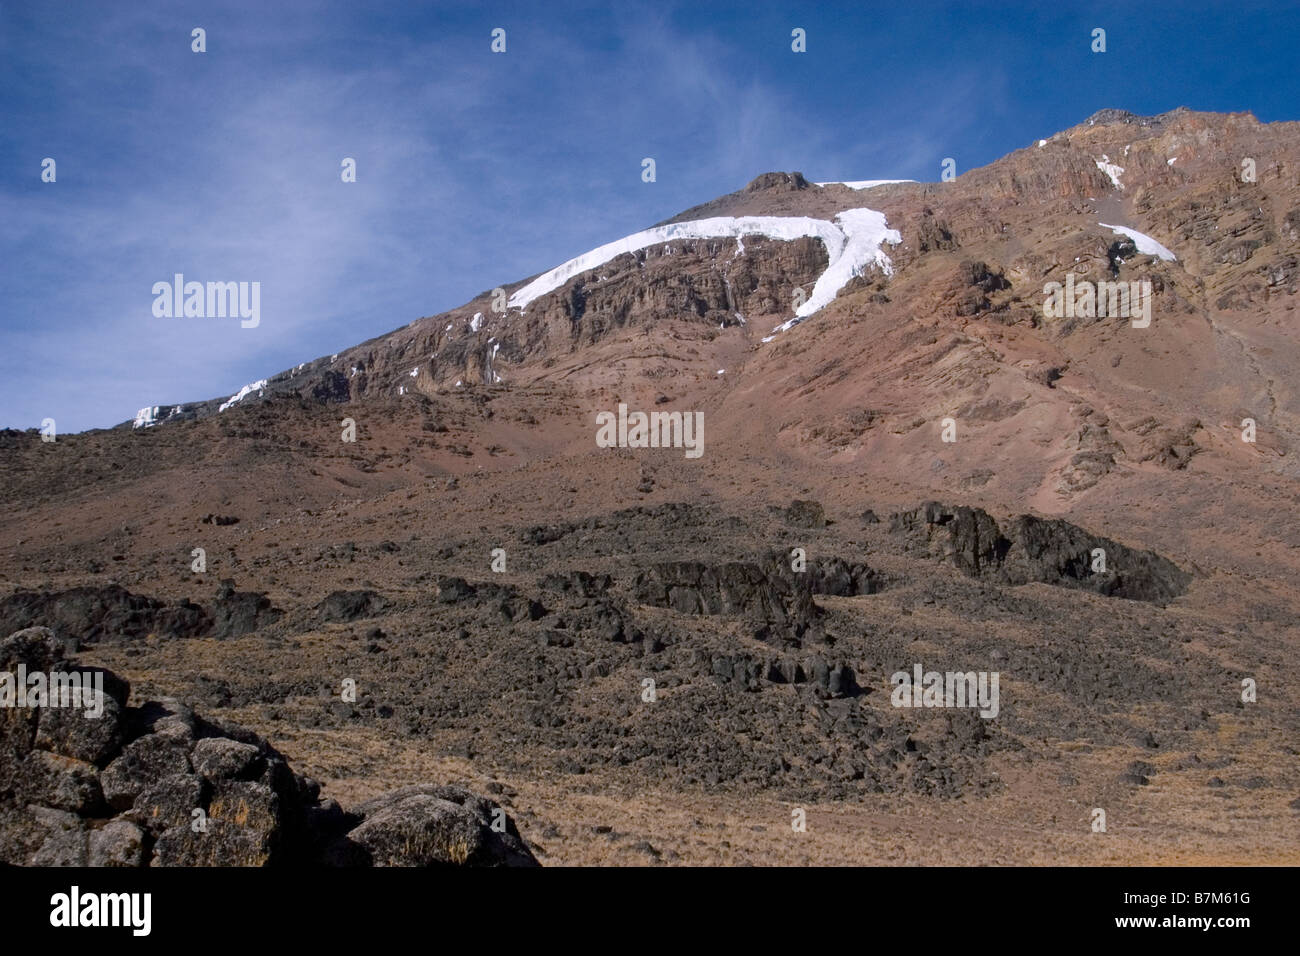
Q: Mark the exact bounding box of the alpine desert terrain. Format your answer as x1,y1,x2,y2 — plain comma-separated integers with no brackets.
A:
3,108,1298,866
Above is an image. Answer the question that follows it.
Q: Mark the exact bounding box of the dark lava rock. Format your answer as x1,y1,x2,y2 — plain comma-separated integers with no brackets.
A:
211,582,283,638
797,555,882,596
316,589,389,623
633,560,816,627
89,819,146,867
129,773,207,835
540,571,613,600
100,734,194,811
890,501,1191,603
33,666,129,766
0,586,212,645
191,737,266,781
323,785,539,867
435,576,477,603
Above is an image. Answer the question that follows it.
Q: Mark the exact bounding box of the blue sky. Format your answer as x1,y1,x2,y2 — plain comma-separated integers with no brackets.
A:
3,0,1298,432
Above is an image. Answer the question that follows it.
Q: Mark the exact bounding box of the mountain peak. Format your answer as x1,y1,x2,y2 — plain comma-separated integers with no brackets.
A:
744,171,812,192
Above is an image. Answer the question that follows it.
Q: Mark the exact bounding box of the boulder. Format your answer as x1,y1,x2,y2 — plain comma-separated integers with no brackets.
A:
89,819,145,867
211,582,283,638
316,589,389,623
100,734,193,811
324,785,538,867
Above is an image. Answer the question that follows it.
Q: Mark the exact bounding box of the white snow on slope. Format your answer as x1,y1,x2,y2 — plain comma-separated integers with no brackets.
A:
813,179,915,190
218,379,268,413
1099,223,1177,261
1038,139,1047,148
133,405,185,429
507,209,901,339
1095,155,1125,189
798,208,900,313
470,312,483,332
508,215,848,310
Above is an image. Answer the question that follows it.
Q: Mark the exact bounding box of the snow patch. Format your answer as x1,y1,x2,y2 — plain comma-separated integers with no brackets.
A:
1095,155,1125,190
1038,139,1047,148
470,312,483,332
218,379,268,413
1167,157,1177,165
1099,223,1177,261
410,367,419,377
133,404,185,429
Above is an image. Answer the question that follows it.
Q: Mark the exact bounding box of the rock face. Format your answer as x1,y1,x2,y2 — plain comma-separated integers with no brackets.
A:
890,502,1191,603
633,559,817,627
0,627,538,867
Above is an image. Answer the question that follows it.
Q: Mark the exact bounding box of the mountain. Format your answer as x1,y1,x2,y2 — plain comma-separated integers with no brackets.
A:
3,108,1299,865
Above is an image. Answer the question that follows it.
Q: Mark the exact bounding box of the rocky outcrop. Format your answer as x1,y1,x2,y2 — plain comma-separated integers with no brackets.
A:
890,502,1191,603
0,581,285,646
0,586,211,645
211,581,284,638
0,627,538,867
633,559,817,627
